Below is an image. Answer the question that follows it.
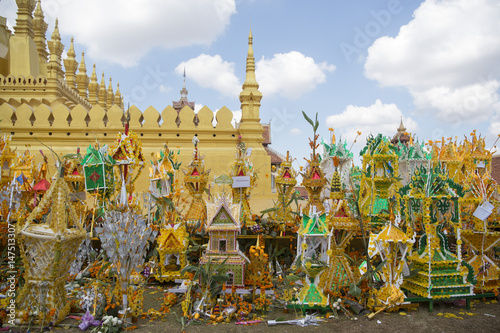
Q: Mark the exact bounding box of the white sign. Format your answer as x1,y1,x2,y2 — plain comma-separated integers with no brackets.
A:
232,176,250,188
246,147,252,157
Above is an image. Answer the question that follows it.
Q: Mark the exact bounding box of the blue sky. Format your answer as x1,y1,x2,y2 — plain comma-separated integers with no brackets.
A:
2,0,500,170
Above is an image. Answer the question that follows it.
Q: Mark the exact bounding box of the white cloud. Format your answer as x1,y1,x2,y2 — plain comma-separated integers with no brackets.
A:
256,51,335,99
326,100,418,156
290,128,302,135
158,85,171,94
413,81,500,124
231,110,242,127
365,0,500,122
28,0,236,67
176,54,241,97
194,103,203,113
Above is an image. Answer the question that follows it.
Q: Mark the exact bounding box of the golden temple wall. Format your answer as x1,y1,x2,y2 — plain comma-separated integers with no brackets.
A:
0,101,274,206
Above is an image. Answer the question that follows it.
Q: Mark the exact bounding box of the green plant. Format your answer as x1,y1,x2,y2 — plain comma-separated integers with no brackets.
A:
180,257,229,307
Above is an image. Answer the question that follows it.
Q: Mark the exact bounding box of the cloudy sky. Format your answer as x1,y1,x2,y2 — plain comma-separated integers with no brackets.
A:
2,0,500,169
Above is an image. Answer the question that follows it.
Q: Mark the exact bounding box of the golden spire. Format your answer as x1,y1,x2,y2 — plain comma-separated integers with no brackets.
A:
88,64,99,105
47,19,64,79
33,0,48,61
64,37,78,89
98,72,107,108
241,29,259,91
106,77,114,106
238,29,264,145
239,29,262,119
78,51,87,73
67,37,76,58
51,18,61,40
114,83,123,108
90,64,97,84
76,52,89,99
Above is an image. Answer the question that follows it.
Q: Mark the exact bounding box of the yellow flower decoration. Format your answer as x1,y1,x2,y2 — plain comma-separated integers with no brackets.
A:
301,243,308,250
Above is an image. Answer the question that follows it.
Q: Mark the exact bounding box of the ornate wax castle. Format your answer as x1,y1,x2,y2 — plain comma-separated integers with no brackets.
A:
0,0,278,205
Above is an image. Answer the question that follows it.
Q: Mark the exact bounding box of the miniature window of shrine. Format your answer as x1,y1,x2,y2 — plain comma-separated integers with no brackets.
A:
226,271,234,285
219,239,227,252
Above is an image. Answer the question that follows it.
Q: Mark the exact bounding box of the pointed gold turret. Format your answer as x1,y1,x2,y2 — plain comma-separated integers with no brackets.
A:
88,64,99,105
239,29,262,119
241,29,260,93
76,52,89,98
33,0,48,62
106,77,114,107
47,19,64,80
237,29,270,199
98,72,107,108
64,37,78,89
238,29,263,142
114,82,123,109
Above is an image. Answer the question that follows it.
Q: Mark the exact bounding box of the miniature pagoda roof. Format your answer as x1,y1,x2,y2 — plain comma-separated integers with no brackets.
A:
376,223,410,242
206,195,241,232
157,224,187,252
22,177,83,235
391,118,410,146
360,134,398,157
322,138,353,160
398,140,430,161
82,144,114,166
300,209,329,236
109,131,144,164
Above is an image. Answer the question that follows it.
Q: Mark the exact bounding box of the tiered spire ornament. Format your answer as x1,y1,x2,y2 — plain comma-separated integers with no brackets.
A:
16,172,86,324
400,165,474,299
320,129,353,200
230,138,257,227
458,133,500,292
460,170,500,293
358,134,400,229
292,207,331,309
268,151,298,232
109,123,145,205
301,112,327,214
320,157,360,294
428,137,463,182
183,136,210,230
397,136,430,185
366,212,415,312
